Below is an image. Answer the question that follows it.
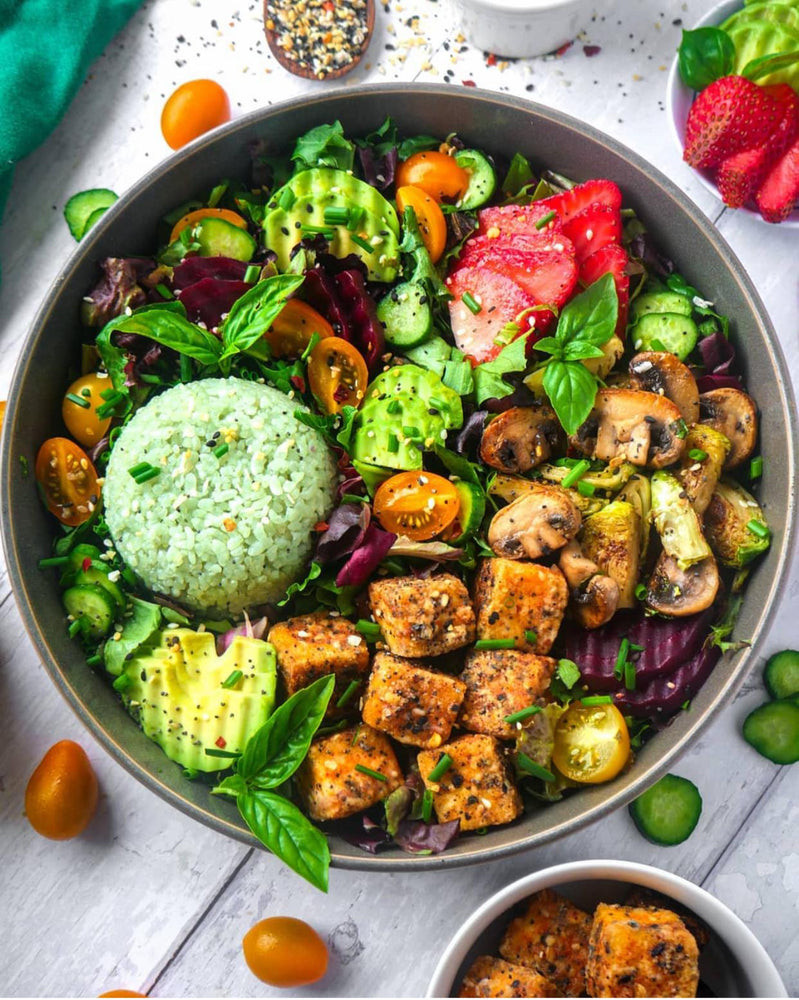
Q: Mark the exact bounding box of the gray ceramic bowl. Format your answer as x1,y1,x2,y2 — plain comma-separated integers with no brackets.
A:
2,85,797,870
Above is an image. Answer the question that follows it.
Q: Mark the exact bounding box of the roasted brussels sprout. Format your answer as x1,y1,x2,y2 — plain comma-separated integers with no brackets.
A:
703,479,771,568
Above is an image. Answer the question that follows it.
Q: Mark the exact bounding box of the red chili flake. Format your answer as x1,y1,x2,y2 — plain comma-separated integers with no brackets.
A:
462,80,476,87
215,736,227,749
333,384,350,403
583,44,601,57
554,40,574,57
486,53,497,67
290,374,306,393
314,520,330,532
82,557,92,572
323,0,334,9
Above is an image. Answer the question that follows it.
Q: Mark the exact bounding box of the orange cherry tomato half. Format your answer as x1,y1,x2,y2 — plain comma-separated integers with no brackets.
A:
161,79,231,151
25,740,99,840
35,437,101,527
374,471,461,541
242,916,328,988
396,150,469,203
307,336,368,414
264,299,335,358
98,992,146,997
62,372,113,448
396,185,447,264
169,207,247,245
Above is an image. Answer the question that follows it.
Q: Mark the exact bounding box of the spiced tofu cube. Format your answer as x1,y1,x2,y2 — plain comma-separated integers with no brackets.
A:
459,955,562,998
586,904,699,999
474,558,568,655
369,572,476,657
417,733,522,832
624,888,710,950
267,612,369,717
295,724,403,822
500,889,592,997
362,652,466,749
459,649,557,739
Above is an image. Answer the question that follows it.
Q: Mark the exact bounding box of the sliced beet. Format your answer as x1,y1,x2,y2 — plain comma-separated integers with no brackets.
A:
560,607,715,690
178,278,251,330
171,256,248,290
611,644,721,719
334,268,385,373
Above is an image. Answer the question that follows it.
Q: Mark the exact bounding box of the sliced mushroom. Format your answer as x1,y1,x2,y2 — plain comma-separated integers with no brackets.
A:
480,403,563,474
629,351,700,425
570,388,686,469
646,551,719,617
488,483,581,560
699,387,758,469
559,539,619,629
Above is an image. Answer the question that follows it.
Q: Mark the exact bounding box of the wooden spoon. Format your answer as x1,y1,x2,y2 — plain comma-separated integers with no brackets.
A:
263,0,375,81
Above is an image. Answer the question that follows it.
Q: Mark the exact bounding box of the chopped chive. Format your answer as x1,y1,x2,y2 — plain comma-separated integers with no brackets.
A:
747,519,769,539
355,763,388,782
347,205,365,230
577,480,596,497
517,752,555,782
387,432,399,453
155,282,174,300
535,210,557,230
427,753,454,782
323,206,350,226
650,338,669,353
68,618,84,638
624,660,637,691
387,399,402,415
553,457,579,467
474,638,517,650
356,619,383,642
688,448,708,462
750,456,763,480
462,291,482,314
581,695,613,706
341,493,368,504
128,461,152,477
316,719,348,737
402,425,421,440
421,788,433,824
504,705,542,725
350,723,362,747
301,224,334,239
133,467,161,484
675,419,688,439
681,699,692,711
428,395,448,411
112,673,131,692
38,556,70,568
614,638,630,681
66,392,90,409
221,669,243,689
336,679,360,708
80,387,92,397
561,459,591,490
350,232,375,254
204,747,242,758
213,442,230,459
277,187,296,210
635,583,648,601
180,354,192,382
524,629,538,644
629,642,645,653
243,264,260,283
300,331,322,362
86,654,103,668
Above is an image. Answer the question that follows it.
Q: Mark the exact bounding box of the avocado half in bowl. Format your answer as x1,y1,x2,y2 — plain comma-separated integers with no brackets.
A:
2,85,797,871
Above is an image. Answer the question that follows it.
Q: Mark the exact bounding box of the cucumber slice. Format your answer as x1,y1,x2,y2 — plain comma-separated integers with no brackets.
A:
63,584,117,640
193,217,256,261
452,480,486,542
64,189,118,241
764,649,799,700
455,149,497,210
632,290,693,320
629,773,702,845
631,312,699,361
743,700,799,764
376,282,433,348
74,567,127,616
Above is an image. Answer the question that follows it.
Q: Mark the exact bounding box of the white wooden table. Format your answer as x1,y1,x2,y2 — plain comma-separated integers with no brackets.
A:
1,0,798,995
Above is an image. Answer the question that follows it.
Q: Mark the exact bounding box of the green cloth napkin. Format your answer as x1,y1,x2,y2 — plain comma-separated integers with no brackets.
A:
0,0,145,220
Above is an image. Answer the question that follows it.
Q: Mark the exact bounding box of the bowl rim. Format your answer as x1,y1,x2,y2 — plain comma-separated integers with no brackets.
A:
456,0,587,15
425,858,788,997
665,0,799,226
2,82,798,870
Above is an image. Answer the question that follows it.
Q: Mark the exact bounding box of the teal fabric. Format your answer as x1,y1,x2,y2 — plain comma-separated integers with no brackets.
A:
0,0,145,219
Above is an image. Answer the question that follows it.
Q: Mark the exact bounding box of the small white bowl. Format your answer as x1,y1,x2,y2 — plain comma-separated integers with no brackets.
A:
454,0,592,59
427,859,787,998
666,0,799,226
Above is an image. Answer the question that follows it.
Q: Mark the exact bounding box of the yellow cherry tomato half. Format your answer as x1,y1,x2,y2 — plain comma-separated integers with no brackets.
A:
396,185,447,264
307,336,369,414
25,740,99,840
374,471,461,541
264,299,335,358
161,79,231,150
396,150,469,203
35,437,101,527
169,207,247,245
242,916,328,988
552,701,631,784
62,372,113,448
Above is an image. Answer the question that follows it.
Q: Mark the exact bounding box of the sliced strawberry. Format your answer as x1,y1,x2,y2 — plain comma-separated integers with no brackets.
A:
562,204,622,263
476,201,563,238
458,232,571,269
447,265,539,363
756,131,799,223
579,243,630,338
684,75,782,169
717,85,799,209
536,179,622,221
457,242,577,311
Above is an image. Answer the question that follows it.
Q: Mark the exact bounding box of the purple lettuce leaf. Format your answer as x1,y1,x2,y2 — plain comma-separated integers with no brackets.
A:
384,786,414,836
315,503,370,565
334,268,386,373
81,257,155,328
697,374,743,393
114,332,164,388
394,818,460,855
334,815,392,854
698,331,736,376
357,144,398,192
454,410,489,458
335,523,397,588
178,278,252,330
628,232,674,278
171,256,249,290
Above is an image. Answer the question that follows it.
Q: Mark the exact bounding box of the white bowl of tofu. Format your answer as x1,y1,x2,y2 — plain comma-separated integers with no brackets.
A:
427,859,786,998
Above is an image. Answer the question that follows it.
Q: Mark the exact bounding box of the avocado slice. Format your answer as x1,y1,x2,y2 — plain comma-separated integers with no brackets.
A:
118,627,277,772
104,596,163,677
270,168,400,236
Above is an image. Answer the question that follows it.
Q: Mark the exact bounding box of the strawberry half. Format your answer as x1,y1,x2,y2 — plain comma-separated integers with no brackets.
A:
717,85,799,209
562,204,622,264
579,242,630,337
684,75,782,169
756,131,799,223
447,264,539,363
477,201,563,238
537,179,622,221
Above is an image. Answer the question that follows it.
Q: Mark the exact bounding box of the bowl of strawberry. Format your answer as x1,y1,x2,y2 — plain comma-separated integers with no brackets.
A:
667,0,799,224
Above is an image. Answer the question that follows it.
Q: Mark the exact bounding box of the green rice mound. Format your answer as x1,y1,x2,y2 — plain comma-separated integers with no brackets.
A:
103,378,337,616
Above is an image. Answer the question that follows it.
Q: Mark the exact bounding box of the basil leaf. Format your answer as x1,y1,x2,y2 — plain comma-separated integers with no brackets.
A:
473,335,530,405
501,152,535,197
531,336,562,358
105,309,223,367
678,27,735,90
238,789,330,892
562,340,606,361
220,274,305,358
742,49,799,83
397,133,439,159
556,273,617,349
356,116,399,157
434,445,483,487
292,120,355,172
211,773,248,799
237,674,335,787
542,359,597,436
